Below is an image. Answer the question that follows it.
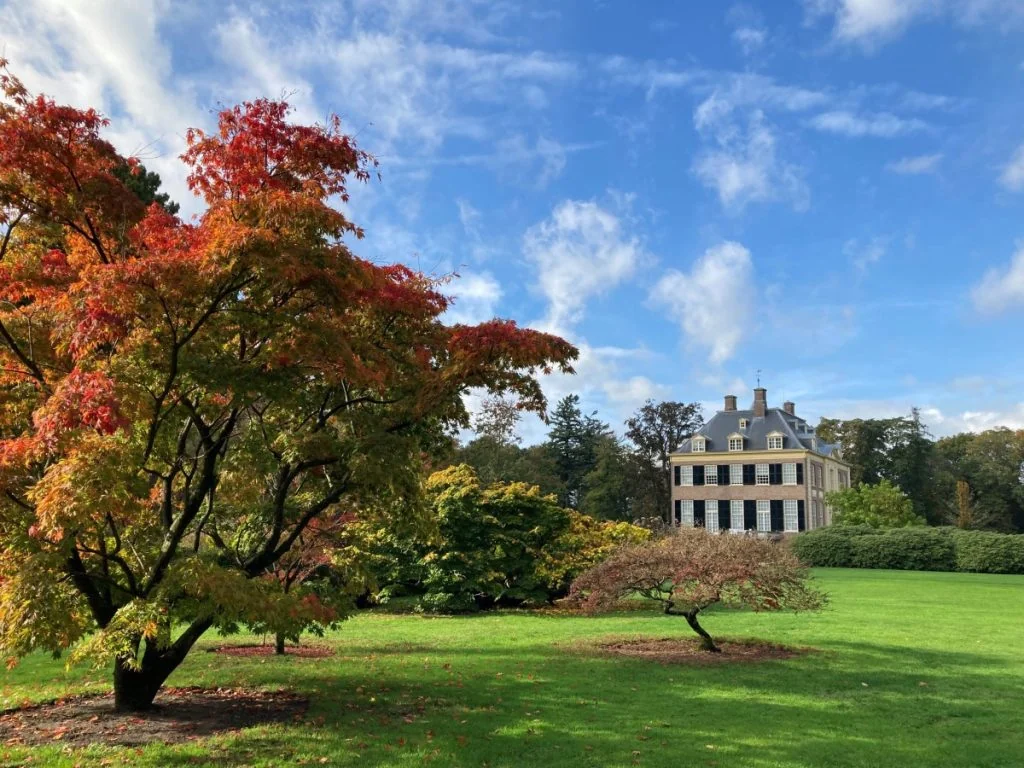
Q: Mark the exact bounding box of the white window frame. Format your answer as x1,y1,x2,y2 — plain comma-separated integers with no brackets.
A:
756,500,771,532
704,465,718,485
782,462,797,486
729,463,743,485
692,437,706,453
681,499,694,527
755,463,770,486
738,418,748,430
728,436,743,451
784,499,799,532
767,433,784,450
681,465,693,486
730,499,744,531
705,500,719,532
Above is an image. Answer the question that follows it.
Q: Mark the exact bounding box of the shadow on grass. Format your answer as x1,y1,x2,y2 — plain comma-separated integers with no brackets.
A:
138,637,1024,768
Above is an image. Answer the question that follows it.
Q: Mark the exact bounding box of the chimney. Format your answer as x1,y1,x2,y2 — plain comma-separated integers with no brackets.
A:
783,401,795,416
723,394,737,412
752,387,767,418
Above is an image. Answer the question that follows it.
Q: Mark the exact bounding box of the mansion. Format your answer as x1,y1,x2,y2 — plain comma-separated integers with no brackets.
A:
670,388,851,534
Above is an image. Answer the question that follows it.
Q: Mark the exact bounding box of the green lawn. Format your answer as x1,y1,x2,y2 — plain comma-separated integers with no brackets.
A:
3,568,1023,767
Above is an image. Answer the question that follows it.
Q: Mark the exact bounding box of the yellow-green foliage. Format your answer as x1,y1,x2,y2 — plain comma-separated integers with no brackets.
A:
539,511,651,596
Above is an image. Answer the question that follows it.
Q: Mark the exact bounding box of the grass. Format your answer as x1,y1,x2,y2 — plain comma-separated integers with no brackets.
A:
3,568,1023,767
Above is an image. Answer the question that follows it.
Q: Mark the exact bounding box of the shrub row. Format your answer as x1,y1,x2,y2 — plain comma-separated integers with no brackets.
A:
791,526,1024,574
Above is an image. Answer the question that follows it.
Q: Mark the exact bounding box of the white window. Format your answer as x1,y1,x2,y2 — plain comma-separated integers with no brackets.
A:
681,465,693,486
738,418,748,430
704,465,718,485
705,500,719,532
730,463,743,485
782,463,797,486
767,434,783,450
692,438,706,453
784,500,799,532
681,499,694,527
728,436,743,451
730,499,744,531
756,500,771,532
756,463,770,486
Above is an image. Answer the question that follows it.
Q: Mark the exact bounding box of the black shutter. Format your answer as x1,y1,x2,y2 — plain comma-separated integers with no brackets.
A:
674,499,681,524
718,465,729,485
743,500,756,530
797,500,805,531
743,464,755,485
719,503,730,531
694,465,704,486
796,463,804,485
770,500,784,532
674,466,681,486
769,464,782,485
694,500,706,528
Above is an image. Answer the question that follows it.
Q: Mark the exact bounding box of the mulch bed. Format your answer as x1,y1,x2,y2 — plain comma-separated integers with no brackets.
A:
212,643,335,658
0,687,308,748
578,636,810,665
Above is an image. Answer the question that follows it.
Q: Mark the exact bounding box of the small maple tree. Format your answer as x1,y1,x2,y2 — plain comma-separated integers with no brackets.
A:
569,529,826,652
0,62,576,710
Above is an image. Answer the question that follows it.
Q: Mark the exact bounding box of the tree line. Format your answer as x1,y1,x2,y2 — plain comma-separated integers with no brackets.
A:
452,394,703,523
456,400,1024,533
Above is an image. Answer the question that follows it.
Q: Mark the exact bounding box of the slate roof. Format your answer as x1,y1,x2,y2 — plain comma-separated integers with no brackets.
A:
676,406,844,459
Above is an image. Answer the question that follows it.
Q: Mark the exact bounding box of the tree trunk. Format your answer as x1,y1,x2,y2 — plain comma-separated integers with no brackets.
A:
683,609,720,653
111,617,213,712
275,632,286,655
113,658,174,712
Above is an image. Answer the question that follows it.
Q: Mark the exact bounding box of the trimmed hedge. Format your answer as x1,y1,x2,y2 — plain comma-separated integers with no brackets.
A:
951,530,1024,574
792,526,1024,574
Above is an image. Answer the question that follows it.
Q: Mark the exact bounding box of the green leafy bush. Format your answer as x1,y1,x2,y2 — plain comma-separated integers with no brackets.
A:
794,525,1024,574
951,530,1024,574
849,528,955,571
790,526,867,567
827,480,925,528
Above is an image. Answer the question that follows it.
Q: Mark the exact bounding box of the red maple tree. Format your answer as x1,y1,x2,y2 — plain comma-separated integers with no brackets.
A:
0,62,576,710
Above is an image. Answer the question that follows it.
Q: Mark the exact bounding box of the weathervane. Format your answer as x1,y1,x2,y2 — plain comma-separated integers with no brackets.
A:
756,369,762,387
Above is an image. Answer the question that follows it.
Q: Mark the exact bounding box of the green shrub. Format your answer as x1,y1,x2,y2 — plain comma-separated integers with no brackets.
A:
794,525,1024,574
849,528,955,571
791,525,874,567
951,530,1024,574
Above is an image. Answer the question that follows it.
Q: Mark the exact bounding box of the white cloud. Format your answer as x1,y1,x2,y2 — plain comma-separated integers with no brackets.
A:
971,242,1024,313
810,110,928,137
886,153,943,174
843,237,888,272
649,241,754,364
0,0,202,213
733,27,767,54
999,144,1024,192
443,271,502,325
692,110,808,211
524,201,645,334
804,0,1024,50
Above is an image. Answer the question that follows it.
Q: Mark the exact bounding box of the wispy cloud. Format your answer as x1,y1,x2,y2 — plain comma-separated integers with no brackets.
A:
649,241,754,364
998,144,1024,192
693,109,809,211
971,242,1024,314
886,153,943,174
524,200,647,334
810,110,929,137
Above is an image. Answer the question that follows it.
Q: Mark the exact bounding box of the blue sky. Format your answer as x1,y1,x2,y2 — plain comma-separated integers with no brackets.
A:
4,0,1024,440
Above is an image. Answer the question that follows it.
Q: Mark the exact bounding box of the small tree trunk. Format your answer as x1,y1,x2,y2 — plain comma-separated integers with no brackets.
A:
683,609,720,653
111,618,213,712
275,632,286,655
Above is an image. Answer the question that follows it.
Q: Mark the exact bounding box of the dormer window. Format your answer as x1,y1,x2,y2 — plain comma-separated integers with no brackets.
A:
692,437,706,453
728,433,744,451
767,432,783,450
738,418,748,430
